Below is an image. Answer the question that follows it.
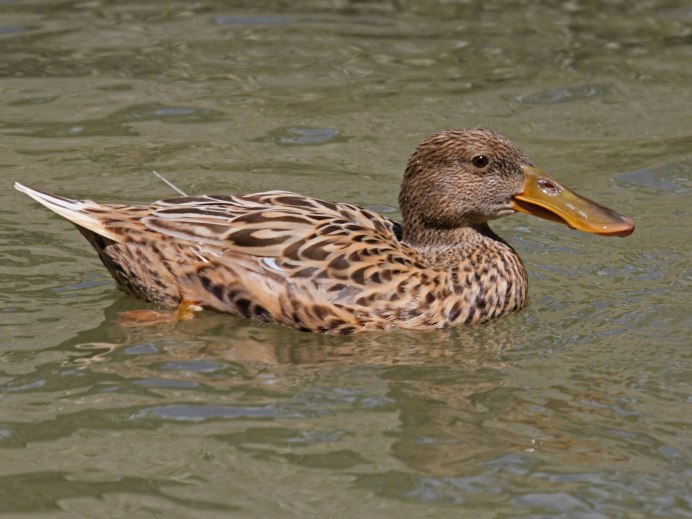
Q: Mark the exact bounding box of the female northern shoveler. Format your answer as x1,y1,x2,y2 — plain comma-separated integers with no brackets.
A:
15,129,634,334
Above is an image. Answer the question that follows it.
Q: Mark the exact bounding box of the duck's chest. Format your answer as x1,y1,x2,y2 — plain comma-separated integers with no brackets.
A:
445,246,528,324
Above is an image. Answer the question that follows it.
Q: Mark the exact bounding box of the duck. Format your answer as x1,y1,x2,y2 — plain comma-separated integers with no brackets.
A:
15,129,634,334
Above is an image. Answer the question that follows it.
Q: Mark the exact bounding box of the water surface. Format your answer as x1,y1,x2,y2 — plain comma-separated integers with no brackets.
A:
1,1,691,517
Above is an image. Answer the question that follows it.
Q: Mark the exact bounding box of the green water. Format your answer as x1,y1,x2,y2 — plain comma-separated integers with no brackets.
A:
2,1,691,517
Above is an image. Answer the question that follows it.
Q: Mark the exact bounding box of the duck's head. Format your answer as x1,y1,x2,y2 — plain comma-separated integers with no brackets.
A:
399,129,634,244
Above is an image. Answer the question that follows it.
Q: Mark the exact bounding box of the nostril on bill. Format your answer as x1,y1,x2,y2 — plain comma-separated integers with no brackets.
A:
538,179,561,195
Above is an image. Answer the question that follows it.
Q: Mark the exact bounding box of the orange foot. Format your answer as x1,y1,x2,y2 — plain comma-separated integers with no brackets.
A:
118,301,203,327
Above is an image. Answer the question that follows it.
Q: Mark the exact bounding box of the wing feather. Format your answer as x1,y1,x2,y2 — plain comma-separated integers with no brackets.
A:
140,191,405,261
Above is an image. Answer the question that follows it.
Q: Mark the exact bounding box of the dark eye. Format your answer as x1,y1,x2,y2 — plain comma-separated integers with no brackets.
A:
472,155,489,168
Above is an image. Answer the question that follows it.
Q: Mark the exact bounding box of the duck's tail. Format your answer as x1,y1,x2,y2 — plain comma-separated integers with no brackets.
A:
14,182,121,242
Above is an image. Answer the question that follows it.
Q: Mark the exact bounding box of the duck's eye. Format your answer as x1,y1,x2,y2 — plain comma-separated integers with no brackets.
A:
472,155,489,168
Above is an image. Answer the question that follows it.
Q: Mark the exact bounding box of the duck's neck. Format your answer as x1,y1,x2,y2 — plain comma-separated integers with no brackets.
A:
402,222,505,264
403,222,529,323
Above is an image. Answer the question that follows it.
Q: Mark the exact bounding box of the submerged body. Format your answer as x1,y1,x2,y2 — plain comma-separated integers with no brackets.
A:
15,129,634,334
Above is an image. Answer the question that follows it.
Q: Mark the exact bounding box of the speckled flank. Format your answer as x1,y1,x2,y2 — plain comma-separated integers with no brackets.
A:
17,129,541,334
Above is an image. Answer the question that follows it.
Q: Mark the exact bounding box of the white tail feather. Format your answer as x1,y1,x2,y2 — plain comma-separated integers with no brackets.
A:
14,182,122,242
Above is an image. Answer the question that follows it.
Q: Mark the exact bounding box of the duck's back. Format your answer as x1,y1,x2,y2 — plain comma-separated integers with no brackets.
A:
50,189,443,333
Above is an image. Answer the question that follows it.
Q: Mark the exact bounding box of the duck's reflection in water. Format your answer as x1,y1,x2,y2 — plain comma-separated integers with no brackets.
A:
64,300,620,483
